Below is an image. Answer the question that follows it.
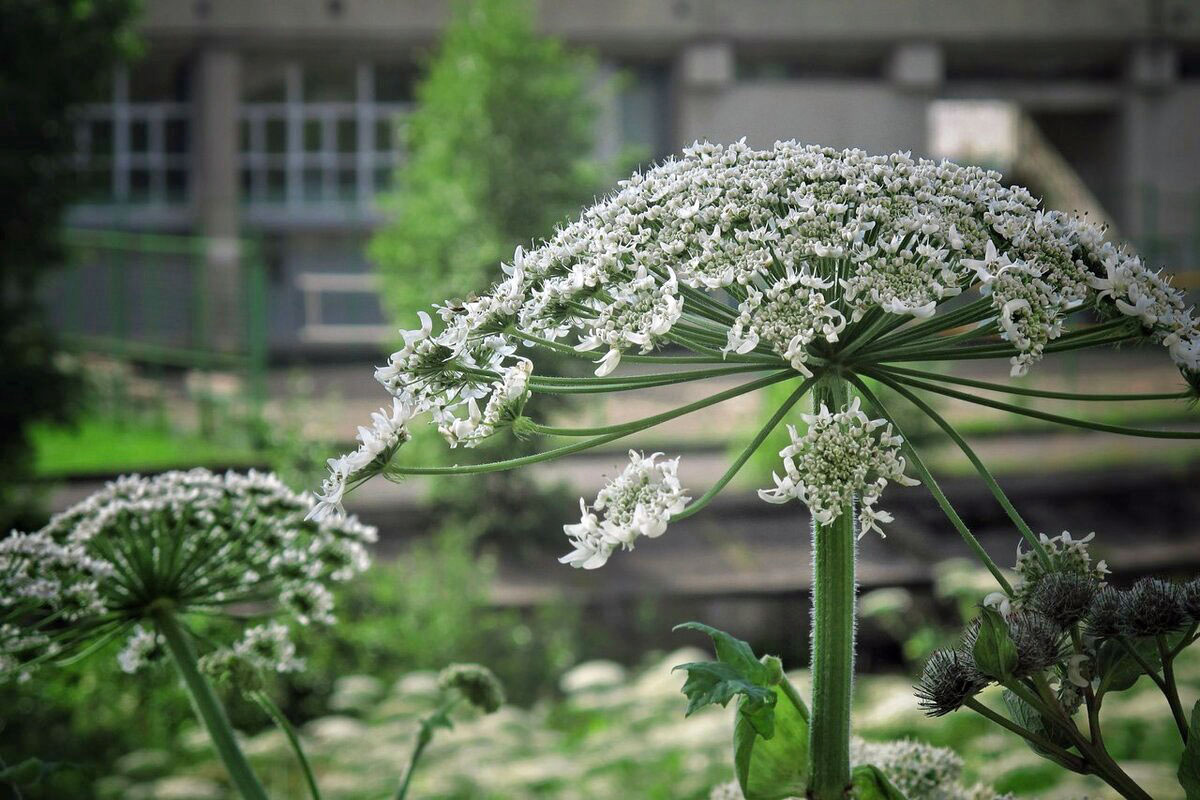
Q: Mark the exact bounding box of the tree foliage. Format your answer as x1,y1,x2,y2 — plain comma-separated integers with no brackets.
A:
369,0,614,319
0,0,140,528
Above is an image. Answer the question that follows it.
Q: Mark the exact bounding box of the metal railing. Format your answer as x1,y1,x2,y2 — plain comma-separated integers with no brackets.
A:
50,229,268,404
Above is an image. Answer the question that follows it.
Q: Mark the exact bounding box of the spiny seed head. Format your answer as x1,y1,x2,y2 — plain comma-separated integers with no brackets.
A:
1086,586,1125,639
1181,578,1200,621
1030,572,1097,628
1121,578,1187,636
1008,611,1065,675
915,649,987,717
438,663,505,713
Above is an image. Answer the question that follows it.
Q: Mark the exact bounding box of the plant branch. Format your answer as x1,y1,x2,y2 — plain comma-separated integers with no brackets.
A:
249,690,323,800
386,371,796,476
673,375,818,520
847,374,1015,593
154,611,269,800
866,371,1057,569
873,370,1200,440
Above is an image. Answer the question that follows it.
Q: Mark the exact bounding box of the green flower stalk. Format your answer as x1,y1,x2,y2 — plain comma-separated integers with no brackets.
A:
322,141,1199,798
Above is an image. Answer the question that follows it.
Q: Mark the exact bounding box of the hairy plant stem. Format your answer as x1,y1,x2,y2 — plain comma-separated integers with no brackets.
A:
155,610,269,800
807,375,856,800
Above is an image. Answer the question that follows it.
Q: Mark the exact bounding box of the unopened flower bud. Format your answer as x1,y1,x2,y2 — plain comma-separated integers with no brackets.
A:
1180,578,1200,621
438,663,504,713
1008,611,1064,675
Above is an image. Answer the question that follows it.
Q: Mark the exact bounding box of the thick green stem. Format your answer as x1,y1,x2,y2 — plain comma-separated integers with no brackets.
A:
155,611,269,800
807,376,856,800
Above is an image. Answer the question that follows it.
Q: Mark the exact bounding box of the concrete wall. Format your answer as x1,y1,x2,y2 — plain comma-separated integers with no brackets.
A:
681,81,929,155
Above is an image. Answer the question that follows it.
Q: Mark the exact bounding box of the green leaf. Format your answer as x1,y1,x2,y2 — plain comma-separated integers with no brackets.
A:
972,606,1018,680
850,764,909,799
674,622,775,686
674,660,777,734
1180,701,1200,799
1002,689,1075,756
1096,638,1161,695
673,621,782,734
734,684,810,800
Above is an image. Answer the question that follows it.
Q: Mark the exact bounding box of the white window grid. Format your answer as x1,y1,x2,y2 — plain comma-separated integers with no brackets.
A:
239,62,411,208
73,66,191,206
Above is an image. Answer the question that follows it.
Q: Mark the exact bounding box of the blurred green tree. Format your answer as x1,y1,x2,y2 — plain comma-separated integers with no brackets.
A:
0,0,140,529
369,0,616,318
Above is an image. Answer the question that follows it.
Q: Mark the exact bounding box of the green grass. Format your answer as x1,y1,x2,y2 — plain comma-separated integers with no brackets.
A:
31,419,261,478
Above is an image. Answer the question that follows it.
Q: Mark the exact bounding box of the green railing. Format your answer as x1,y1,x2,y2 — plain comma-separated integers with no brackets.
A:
56,229,268,405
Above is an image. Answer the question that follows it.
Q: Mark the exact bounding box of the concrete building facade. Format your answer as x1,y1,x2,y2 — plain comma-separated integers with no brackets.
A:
64,0,1200,356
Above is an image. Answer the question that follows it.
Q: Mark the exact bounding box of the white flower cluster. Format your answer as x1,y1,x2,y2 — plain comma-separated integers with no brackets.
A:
759,397,919,537
1014,531,1110,600
559,451,690,569
367,141,1196,418
310,397,414,522
326,140,1197,551
724,267,846,375
0,469,376,679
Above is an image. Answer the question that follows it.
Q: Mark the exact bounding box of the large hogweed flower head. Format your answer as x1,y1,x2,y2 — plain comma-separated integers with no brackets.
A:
318,140,1198,570
0,469,375,680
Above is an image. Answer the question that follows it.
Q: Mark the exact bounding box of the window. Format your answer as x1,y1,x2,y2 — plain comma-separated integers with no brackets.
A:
238,61,412,209
72,66,192,206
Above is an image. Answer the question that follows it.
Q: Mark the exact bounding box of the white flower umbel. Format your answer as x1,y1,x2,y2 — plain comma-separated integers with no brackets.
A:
725,267,845,376
759,397,918,537
559,451,690,569
310,397,415,521
435,358,532,447
0,469,376,680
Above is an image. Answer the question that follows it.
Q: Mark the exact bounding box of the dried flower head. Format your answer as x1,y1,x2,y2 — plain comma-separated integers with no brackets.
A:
1120,577,1187,637
758,396,919,537
0,469,375,679
1029,571,1097,628
1085,586,1125,639
438,663,505,713
915,649,987,717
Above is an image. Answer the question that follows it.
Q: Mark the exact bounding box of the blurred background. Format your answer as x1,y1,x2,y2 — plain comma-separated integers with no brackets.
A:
2,1,1199,798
